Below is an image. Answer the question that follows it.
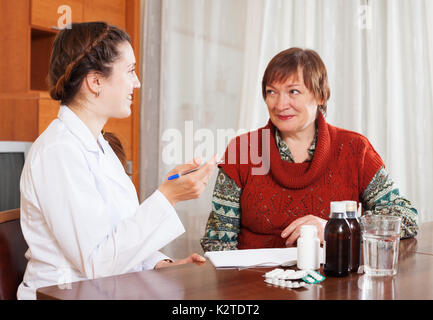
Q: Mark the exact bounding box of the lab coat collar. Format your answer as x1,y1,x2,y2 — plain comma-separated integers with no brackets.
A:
58,105,101,153
58,106,134,195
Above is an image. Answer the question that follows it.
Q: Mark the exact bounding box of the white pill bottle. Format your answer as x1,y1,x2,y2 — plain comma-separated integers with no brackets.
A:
297,225,320,270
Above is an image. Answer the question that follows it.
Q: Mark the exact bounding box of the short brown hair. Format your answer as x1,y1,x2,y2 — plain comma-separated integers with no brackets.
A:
261,47,330,113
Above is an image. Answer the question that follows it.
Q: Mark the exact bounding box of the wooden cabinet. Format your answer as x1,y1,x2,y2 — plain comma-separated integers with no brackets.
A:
30,29,57,91
0,0,142,190
37,97,60,135
0,0,30,93
0,93,59,141
30,0,127,31
84,0,126,29
0,95,39,141
31,0,84,30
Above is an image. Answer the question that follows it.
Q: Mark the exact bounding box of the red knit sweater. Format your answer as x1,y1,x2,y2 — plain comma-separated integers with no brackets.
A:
219,113,384,249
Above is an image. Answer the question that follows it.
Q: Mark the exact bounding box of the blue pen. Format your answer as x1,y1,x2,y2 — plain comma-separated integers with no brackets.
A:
167,160,223,180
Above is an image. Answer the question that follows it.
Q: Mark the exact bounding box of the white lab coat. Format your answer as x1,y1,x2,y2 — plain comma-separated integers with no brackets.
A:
17,106,185,300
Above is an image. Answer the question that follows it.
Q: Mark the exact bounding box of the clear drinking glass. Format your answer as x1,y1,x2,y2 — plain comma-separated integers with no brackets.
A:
360,215,401,276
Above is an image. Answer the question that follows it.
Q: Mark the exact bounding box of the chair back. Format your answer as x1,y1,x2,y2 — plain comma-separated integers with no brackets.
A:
0,208,28,300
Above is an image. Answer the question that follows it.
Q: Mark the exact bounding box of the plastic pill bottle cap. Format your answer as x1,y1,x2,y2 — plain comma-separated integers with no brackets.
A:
300,225,318,238
330,201,346,215
345,201,357,212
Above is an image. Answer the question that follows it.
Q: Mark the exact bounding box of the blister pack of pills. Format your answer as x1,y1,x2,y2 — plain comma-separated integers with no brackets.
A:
264,277,309,289
301,270,326,284
263,268,325,289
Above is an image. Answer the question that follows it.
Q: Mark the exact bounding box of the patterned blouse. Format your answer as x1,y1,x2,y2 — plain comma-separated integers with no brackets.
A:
200,128,419,252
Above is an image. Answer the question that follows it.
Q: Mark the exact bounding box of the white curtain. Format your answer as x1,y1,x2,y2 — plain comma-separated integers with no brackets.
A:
142,0,433,259
156,0,249,257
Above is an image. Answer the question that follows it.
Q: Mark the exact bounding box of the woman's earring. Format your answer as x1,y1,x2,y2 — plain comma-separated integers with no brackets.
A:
96,91,100,97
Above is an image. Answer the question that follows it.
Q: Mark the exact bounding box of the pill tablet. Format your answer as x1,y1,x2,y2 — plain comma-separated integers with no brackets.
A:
308,270,324,280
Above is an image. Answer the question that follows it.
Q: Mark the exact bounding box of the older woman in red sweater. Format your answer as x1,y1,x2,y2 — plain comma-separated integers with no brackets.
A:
201,47,418,251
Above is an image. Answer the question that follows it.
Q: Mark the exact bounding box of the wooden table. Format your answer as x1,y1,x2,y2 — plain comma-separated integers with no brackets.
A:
36,222,433,300
410,221,433,255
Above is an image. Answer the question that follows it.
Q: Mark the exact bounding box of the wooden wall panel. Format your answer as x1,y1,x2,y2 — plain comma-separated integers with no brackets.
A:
31,0,84,30
38,98,60,134
0,97,38,141
0,0,30,93
30,30,56,91
83,0,126,29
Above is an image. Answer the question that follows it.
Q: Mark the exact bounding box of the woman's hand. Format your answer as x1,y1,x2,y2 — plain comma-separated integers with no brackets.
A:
158,155,218,206
154,253,206,269
281,215,327,246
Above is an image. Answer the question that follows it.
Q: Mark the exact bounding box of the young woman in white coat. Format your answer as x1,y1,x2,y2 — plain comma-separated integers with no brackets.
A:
17,22,217,299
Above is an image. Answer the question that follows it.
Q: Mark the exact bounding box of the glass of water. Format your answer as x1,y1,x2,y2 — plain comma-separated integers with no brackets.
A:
360,215,402,276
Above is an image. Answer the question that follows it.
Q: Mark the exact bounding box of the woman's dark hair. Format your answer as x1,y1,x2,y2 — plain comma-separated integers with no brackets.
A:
262,47,330,114
48,22,131,173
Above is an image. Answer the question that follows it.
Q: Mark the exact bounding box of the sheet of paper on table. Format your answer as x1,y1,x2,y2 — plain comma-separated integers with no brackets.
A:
204,247,324,269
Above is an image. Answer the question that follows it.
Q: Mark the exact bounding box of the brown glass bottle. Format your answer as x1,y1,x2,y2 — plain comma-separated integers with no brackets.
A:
324,202,351,277
346,201,361,272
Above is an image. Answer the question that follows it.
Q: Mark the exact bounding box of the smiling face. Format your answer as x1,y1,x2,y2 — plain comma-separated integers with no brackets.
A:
99,41,141,119
265,68,321,136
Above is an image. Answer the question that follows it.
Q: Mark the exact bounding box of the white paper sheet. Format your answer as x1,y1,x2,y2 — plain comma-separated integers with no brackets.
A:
204,247,324,268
